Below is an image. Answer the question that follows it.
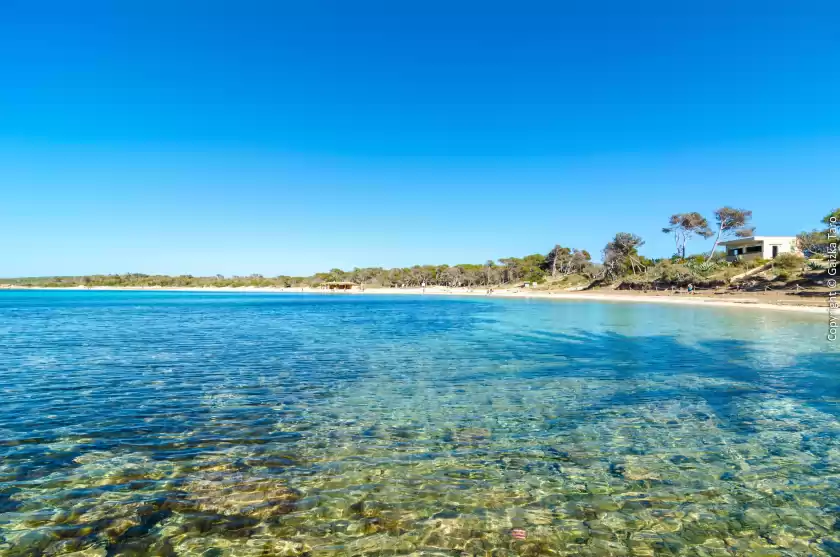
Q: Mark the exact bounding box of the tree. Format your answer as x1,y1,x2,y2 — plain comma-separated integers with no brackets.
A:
545,247,591,276
567,249,592,274
458,264,483,287
483,260,499,286
602,233,646,279
797,207,839,256
706,207,755,262
442,265,464,287
520,253,548,282
545,245,571,277
351,267,380,287
386,268,405,287
662,212,713,259
823,208,840,226
796,233,822,256
498,258,521,284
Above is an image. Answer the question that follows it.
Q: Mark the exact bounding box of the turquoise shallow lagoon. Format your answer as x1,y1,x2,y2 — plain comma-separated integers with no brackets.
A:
1,290,839,556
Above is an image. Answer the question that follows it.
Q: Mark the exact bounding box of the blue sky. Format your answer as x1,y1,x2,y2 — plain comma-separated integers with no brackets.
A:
1,0,838,277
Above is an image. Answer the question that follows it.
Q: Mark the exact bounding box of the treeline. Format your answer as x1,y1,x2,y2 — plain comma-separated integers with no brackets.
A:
5,247,596,289
5,206,835,290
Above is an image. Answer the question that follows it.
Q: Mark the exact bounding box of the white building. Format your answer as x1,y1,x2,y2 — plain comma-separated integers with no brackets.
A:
719,236,800,262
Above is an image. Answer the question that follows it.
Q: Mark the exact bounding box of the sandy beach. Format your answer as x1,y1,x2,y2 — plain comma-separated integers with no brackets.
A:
360,286,831,314
4,285,830,315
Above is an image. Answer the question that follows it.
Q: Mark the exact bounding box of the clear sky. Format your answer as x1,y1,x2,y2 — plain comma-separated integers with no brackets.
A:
1,0,838,277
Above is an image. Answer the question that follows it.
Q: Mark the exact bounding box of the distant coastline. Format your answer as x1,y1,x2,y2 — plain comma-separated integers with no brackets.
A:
2,285,827,315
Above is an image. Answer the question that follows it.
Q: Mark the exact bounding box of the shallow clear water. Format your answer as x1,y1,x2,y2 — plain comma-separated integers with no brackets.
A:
1,291,838,557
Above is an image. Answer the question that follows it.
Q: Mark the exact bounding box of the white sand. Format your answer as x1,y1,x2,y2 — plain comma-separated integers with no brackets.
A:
359,287,828,314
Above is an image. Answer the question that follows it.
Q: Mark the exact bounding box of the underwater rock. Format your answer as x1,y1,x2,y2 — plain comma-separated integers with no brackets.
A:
545,448,572,461
294,495,325,511
538,493,567,507
609,462,626,478
624,468,660,482
242,454,298,470
349,499,392,517
345,532,416,554
5,528,56,556
588,537,629,556
389,425,420,439
444,428,491,445
104,517,139,541
362,424,390,439
553,519,589,544
180,472,299,519
431,509,461,520
47,549,106,557
0,491,22,513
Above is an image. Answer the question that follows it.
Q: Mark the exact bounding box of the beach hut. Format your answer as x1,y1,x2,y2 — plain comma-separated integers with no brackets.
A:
322,281,355,291
720,236,800,262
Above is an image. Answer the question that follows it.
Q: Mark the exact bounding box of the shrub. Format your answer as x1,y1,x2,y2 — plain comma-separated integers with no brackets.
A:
773,253,805,271
525,271,546,283
683,258,728,278
658,263,698,283
638,256,656,269
734,258,768,269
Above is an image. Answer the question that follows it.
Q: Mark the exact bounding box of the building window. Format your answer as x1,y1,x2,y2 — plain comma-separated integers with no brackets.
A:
745,245,762,254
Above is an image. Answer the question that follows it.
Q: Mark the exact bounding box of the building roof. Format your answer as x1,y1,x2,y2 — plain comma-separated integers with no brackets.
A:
719,235,796,246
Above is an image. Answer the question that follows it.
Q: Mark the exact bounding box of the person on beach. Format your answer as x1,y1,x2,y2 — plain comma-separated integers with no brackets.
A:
687,283,694,295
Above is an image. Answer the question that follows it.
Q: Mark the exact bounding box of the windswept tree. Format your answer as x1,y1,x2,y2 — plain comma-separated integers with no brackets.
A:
386,267,405,287
543,246,592,277
351,267,382,287
602,233,646,279
483,260,499,285
797,207,839,255
326,268,347,283
705,207,755,261
567,249,592,274
546,245,571,277
498,257,521,284
662,212,713,259
442,265,464,287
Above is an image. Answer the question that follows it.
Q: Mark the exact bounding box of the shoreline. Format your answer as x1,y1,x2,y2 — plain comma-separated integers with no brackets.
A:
2,285,828,315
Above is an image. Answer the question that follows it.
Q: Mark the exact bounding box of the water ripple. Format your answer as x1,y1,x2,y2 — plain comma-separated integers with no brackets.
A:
0,291,838,556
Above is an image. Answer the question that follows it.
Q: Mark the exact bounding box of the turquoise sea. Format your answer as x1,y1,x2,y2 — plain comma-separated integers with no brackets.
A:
1,290,838,556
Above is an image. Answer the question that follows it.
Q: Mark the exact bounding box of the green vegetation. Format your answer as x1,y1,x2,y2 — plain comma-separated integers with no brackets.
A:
772,253,806,272
4,207,834,292
1,249,597,290
797,207,839,256
601,232,648,280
